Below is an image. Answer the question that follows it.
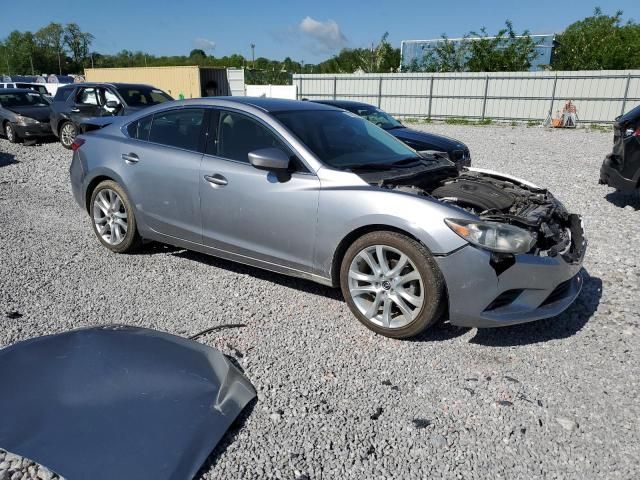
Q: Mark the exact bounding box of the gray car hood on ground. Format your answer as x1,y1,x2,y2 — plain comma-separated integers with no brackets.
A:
0,325,256,480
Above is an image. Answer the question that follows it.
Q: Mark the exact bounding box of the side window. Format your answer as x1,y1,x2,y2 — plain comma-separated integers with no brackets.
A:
54,87,74,102
217,111,291,163
77,87,99,105
148,109,204,152
126,115,153,141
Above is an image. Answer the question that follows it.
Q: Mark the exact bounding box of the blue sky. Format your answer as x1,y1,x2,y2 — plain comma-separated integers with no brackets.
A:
1,0,636,63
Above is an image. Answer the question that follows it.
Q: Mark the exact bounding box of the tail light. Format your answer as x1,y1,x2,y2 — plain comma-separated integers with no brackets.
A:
634,127,640,137
71,138,85,151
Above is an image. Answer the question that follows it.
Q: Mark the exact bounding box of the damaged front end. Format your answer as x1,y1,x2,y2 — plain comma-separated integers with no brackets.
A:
378,167,585,264
363,162,587,327
599,104,640,192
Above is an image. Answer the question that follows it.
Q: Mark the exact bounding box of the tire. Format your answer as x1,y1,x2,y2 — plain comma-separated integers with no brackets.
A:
59,121,77,149
340,231,446,339
4,122,20,144
89,180,141,253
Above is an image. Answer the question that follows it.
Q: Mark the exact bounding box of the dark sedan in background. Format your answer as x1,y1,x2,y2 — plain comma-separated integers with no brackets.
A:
312,100,471,168
50,82,173,148
600,103,640,195
0,89,53,144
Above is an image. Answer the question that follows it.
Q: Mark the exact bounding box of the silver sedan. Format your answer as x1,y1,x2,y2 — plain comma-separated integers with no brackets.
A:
70,98,586,338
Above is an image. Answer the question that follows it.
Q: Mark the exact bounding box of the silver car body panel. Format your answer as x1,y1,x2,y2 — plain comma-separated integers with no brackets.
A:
70,97,586,328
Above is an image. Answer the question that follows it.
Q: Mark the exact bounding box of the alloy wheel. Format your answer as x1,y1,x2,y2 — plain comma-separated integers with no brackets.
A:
5,123,14,142
347,244,424,329
93,188,128,245
61,122,76,147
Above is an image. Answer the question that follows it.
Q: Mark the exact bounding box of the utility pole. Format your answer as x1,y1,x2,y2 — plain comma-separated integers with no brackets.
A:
30,55,34,76
301,59,304,73
91,53,94,69
250,43,255,68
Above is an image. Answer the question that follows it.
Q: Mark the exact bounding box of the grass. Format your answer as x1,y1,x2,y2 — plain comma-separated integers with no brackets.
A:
443,117,493,126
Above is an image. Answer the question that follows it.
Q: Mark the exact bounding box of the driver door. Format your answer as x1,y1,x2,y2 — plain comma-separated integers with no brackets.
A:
70,87,102,124
199,109,320,273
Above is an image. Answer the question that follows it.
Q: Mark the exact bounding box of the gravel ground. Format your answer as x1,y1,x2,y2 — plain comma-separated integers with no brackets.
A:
0,124,638,480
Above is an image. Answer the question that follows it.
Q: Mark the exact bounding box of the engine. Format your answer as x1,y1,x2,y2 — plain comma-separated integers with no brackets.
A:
385,170,579,258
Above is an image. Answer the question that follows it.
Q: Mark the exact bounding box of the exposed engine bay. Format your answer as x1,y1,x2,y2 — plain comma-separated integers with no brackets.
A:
359,162,584,262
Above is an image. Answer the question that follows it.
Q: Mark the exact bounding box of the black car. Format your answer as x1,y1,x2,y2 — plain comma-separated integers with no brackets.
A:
600,104,640,194
0,88,53,144
312,100,471,168
50,82,173,149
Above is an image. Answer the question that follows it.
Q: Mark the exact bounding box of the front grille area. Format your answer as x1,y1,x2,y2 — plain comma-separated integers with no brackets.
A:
540,279,573,307
484,289,524,311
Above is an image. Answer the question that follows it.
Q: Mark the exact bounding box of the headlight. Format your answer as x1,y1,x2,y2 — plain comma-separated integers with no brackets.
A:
445,218,536,254
15,115,38,126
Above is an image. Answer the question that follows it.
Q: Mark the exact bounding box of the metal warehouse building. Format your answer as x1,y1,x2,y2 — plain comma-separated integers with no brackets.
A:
84,66,245,99
401,34,555,71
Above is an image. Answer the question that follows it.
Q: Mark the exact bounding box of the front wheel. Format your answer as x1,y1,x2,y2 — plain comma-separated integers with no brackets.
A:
59,121,77,149
340,231,446,339
89,180,141,253
5,122,20,143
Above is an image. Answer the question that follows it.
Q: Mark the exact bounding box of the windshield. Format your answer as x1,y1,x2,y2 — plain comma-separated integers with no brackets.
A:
0,91,49,108
274,110,420,169
350,106,403,130
116,87,172,107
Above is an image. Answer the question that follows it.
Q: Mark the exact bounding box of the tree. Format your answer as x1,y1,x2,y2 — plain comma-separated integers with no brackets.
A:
36,22,66,74
189,49,206,58
64,23,94,70
552,8,640,70
409,21,538,72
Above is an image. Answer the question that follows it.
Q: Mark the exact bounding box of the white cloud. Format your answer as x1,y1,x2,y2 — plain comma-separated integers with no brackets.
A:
298,17,348,52
193,38,216,51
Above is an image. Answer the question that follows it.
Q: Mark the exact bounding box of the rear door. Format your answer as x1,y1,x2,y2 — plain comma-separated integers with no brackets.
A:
119,108,207,243
70,87,102,124
199,109,319,272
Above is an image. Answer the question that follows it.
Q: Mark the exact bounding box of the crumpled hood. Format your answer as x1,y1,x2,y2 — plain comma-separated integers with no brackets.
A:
7,105,51,123
0,325,257,480
390,127,466,152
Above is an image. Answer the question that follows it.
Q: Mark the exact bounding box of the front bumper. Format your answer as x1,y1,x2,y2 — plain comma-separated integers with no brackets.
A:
435,223,587,328
599,154,637,192
14,122,53,138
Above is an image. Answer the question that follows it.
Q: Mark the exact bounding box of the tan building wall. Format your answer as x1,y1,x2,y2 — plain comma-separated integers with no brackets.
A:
84,66,202,99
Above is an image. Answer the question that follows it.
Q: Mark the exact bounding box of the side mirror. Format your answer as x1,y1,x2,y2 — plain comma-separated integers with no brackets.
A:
105,100,120,109
248,148,290,171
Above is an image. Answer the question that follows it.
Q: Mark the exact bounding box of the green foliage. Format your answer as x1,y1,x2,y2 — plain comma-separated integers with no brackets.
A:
409,20,538,72
313,33,401,73
552,8,640,70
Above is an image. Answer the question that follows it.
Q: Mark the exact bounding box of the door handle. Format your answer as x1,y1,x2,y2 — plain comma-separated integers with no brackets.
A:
122,153,139,164
70,108,80,112
204,174,228,186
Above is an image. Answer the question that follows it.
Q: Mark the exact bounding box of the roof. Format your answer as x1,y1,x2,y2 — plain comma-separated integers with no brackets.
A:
311,99,376,110
207,96,342,113
57,82,158,89
0,88,41,94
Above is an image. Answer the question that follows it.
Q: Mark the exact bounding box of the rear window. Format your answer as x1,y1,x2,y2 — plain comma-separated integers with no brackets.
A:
116,87,172,107
54,87,74,102
148,108,204,152
126,115,153,141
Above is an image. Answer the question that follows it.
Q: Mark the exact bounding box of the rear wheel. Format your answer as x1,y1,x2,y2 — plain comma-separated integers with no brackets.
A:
89,180,141,253
4,122,20,143
340,231,446,339
59,121,77,149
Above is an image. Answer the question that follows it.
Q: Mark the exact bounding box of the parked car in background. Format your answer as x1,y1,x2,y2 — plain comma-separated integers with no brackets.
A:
312,100,471,168
0,82,52,98
0,89,53,144
70,97,585,339
600,103,640,197
50,82,173,148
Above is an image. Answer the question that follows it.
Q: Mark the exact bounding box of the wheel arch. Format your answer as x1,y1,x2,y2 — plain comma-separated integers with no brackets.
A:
85,175,116,213
331,224,427,287
331,224,450,324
